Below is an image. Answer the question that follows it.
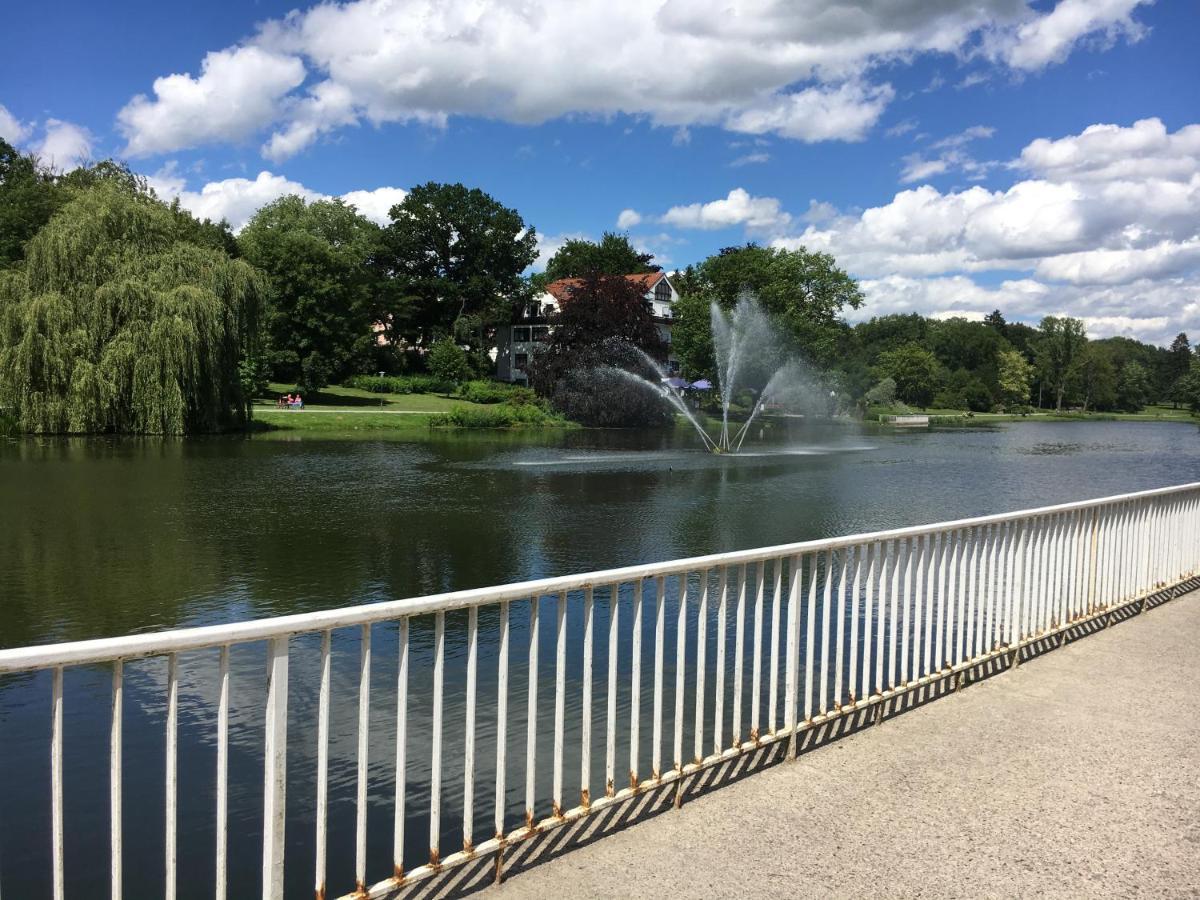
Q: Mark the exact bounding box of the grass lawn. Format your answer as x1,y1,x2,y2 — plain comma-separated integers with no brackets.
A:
252,381,569,433
256,381,489,414
868,403,1199,424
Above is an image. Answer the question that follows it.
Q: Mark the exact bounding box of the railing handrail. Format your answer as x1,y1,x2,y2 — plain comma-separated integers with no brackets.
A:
3,480,1196,674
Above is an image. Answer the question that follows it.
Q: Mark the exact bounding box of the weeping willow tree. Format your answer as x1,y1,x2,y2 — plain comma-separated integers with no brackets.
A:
0,183,265,434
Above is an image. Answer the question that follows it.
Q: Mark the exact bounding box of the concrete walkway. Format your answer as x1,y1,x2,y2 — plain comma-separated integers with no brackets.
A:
496,594,1200,899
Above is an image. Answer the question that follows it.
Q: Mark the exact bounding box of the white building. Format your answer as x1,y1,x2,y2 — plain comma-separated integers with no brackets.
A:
496,272,680,382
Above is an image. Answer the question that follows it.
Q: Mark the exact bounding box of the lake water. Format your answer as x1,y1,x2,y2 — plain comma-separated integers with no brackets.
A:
1,420,1197,897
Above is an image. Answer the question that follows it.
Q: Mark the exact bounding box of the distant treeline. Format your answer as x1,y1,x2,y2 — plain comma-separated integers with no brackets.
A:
2,138,1195,434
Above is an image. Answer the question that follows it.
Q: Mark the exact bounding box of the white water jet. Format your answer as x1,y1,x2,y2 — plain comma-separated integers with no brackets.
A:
598,364,719,452
600,294,830,454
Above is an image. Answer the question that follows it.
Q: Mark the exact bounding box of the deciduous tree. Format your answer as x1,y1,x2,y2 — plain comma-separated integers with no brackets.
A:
239,195,382,392
0,183,265,433
543,232,657,282
379,182,538,350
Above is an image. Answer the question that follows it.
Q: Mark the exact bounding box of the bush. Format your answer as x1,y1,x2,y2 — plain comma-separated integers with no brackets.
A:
456,380,536,405
538,339,675,428
864,377,897,406
429,401,563,428
427,338,471,385
344,374,455,394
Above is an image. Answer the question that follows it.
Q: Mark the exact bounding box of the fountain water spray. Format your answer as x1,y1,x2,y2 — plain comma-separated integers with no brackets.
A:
603,294,827,454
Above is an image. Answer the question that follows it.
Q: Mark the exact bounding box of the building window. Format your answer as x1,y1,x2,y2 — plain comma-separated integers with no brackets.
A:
515,352,529,371
654,279,671,306
531,325,550,342
513,326,531,342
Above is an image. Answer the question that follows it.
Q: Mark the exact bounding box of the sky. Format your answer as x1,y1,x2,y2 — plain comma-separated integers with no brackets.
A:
2,0,1199,345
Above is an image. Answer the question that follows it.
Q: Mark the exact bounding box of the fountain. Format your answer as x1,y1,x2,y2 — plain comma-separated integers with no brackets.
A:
609,294,829,454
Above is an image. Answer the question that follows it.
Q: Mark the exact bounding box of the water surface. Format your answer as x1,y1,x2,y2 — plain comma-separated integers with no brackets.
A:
1,420,1196,897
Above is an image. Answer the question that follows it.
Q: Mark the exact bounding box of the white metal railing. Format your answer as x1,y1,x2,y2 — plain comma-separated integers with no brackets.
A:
0,483,1197,899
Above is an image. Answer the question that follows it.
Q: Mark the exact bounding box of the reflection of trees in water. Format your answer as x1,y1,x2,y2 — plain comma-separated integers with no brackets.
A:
0,439,228,647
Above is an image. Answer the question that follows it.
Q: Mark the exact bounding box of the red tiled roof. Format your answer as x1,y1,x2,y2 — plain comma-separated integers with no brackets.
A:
543,271,665,302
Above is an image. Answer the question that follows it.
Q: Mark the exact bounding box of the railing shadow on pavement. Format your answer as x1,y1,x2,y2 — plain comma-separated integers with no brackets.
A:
383,575,1198,900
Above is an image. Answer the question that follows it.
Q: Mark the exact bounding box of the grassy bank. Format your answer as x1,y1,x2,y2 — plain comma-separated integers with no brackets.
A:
253,381,570,432
868,403,1199,425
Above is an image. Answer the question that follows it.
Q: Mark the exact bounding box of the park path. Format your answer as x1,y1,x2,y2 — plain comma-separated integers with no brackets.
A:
494,592,1200,899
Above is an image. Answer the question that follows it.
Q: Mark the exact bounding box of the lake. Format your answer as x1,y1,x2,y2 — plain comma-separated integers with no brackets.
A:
1,419,1197,898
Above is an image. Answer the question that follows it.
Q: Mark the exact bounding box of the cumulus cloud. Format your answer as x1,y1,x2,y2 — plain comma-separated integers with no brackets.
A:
616,209,643,229
532,231,588,272
340,186,408,225
661,188,791,231
36,120,94,170
149,169,408,232
116,0,1152,160
0,104,32,144
857,273,1187,345
118,46,305,156
151,170,324,231
759,118,1200,344
778,120,1200,282
1018,117,1200,182
992,0,1151,70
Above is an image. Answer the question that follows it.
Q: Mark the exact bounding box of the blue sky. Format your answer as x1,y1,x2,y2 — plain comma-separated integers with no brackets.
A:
2,0,1198,344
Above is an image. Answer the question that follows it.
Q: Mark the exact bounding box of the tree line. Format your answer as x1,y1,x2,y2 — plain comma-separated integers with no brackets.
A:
1,137,1195,434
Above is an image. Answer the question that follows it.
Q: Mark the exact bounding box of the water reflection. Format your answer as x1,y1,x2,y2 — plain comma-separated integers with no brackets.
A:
1,420,1198,898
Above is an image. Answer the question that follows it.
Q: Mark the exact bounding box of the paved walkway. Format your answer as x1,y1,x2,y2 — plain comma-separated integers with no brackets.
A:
497,593,1200,899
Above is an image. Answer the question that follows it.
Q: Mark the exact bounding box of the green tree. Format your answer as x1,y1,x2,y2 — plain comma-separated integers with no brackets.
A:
1035,316,1087,411
426,337,471,386
997,348,1033,409
864,377,897,406
670,287,716,381
239,195,382,392
379,182,538,350
1075,343,1117,411
1116,360,1151,412
683,243,863,368
934,369,992,412
1176,359,1200,413
0,138,58,268
0,183,264,434
543,232,658,282
1166,332,1191,407
873,343,942,409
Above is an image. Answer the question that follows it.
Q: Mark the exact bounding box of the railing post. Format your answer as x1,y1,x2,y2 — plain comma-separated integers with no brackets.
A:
262,637,289,900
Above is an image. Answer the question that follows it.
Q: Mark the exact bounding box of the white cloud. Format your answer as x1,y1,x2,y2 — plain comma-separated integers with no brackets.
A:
152,170,324,231
1019,117,1200,183
661,188,791,232
900,125,997,183
118,46,305,156
116,0,1151,159
340,186,408,226
721,82,894,143
994,0,1151,71
730,152,771,167
36,120,93,170
149,167,409,231
885,119,918,138
616,209,643,229
0,104,32,144
532,231,588,272
764,117,1200,344
857,273,1189,345
899,156,951,183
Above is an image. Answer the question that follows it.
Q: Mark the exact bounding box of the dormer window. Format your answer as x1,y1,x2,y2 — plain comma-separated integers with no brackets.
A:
654,279,671,306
